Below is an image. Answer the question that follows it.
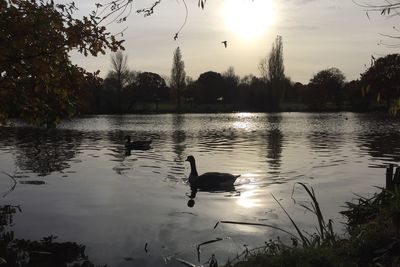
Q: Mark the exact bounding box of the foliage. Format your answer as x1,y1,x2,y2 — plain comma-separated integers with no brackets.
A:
226,242,349,267
196,71,226,103
304,68,345,110
237,75,268,110
343,79,371,111
224,179,400,267
0,0,124,127
259,36,286,111
360,54,400,114
170,47,186,110
135,72,169,102
222,67,240,103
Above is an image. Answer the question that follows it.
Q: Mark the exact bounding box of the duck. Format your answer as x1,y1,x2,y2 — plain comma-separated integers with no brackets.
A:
124,135,152,150
185,155,239,190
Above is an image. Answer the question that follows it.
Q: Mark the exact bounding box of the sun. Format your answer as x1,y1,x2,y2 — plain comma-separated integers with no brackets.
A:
221,0,275,40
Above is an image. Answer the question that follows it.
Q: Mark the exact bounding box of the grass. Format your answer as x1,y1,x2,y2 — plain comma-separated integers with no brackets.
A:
217,182,400,267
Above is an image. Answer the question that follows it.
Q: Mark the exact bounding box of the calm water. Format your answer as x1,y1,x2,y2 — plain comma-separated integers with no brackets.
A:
0,113,399,266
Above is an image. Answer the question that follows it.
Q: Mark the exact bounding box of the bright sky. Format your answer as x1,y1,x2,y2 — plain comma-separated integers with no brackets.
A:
67,0,397,83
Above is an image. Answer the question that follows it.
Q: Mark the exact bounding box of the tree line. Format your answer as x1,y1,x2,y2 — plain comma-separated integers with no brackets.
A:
81,37,400,115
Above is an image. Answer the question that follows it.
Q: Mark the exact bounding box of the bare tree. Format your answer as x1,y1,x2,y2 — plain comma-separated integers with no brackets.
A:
259,57,268,82
109,51,129,112
259,36,285,82
110,51,129,87
355,1,400,47
268,35,285,83
170,47,186,110
90,0,202,40
223,66,240,86
259,36,286,111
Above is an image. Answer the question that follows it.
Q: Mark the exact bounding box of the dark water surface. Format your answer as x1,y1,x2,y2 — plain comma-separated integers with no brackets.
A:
0,113,399,266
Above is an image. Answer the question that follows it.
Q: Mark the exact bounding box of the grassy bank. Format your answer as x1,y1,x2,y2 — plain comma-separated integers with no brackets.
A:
223,169,400,267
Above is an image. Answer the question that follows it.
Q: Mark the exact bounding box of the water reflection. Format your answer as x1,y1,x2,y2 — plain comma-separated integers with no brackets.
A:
172,114,186,163
358,132,400,166
0,204,100,267
306,114,344,154
186,186,237,208
265,115,283,174
197,128,238,153
352,114,400,166
0,113,400,267
187,187,197,207
13,128,82,176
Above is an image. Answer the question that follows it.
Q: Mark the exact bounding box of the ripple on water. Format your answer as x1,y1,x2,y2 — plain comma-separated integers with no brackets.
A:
0,113,399,266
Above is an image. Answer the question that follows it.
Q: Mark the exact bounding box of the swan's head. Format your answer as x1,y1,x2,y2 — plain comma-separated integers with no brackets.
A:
185,155,195,163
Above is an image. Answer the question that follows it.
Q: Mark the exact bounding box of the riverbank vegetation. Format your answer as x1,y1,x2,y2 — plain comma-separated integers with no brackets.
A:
222,166,400,267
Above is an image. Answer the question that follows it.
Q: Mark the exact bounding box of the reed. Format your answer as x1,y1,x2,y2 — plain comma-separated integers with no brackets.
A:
215,182,336,251
220,170,400,267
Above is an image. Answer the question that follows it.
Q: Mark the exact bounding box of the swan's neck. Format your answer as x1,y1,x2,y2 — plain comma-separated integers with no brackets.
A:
189,161,198,183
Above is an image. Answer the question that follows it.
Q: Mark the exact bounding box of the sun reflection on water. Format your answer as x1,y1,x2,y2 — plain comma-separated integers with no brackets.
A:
236,184,263,208
232,113,257,131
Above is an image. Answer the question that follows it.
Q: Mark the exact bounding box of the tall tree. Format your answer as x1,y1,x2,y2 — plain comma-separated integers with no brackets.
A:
223,66,239,103
268,36,285,84
259,35,286,111
109,51,129,112
170,47,186,110
223,66,240,86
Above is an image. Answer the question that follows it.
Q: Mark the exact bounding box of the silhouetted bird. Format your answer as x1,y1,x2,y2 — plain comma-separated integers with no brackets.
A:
185,155,239,190
124,135,152,150
221,41,227,48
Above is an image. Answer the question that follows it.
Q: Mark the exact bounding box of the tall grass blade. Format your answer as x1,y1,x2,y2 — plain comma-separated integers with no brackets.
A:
271,194,310,247
294,182,326,240
196,237,226,262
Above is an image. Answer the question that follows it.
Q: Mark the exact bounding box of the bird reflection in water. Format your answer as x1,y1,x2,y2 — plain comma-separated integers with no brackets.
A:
186,185,237,208
185,155,239,208
187,187,197,208
124,135,152,156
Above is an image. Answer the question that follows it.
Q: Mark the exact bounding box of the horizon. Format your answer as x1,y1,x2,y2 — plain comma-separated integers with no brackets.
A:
65,0,398,84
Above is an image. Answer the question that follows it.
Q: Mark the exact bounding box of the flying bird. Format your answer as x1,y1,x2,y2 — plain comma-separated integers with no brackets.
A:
221,41,227,48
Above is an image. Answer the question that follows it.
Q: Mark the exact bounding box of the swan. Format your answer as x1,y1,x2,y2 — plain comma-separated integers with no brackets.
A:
124,135,152,150
185,155,239,189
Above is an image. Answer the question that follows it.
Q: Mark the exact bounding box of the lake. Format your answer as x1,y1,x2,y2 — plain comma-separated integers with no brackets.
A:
0,112,399,266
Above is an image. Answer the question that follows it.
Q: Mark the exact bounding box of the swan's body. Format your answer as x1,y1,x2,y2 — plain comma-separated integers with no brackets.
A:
186,155,239,190
124,135,152,150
